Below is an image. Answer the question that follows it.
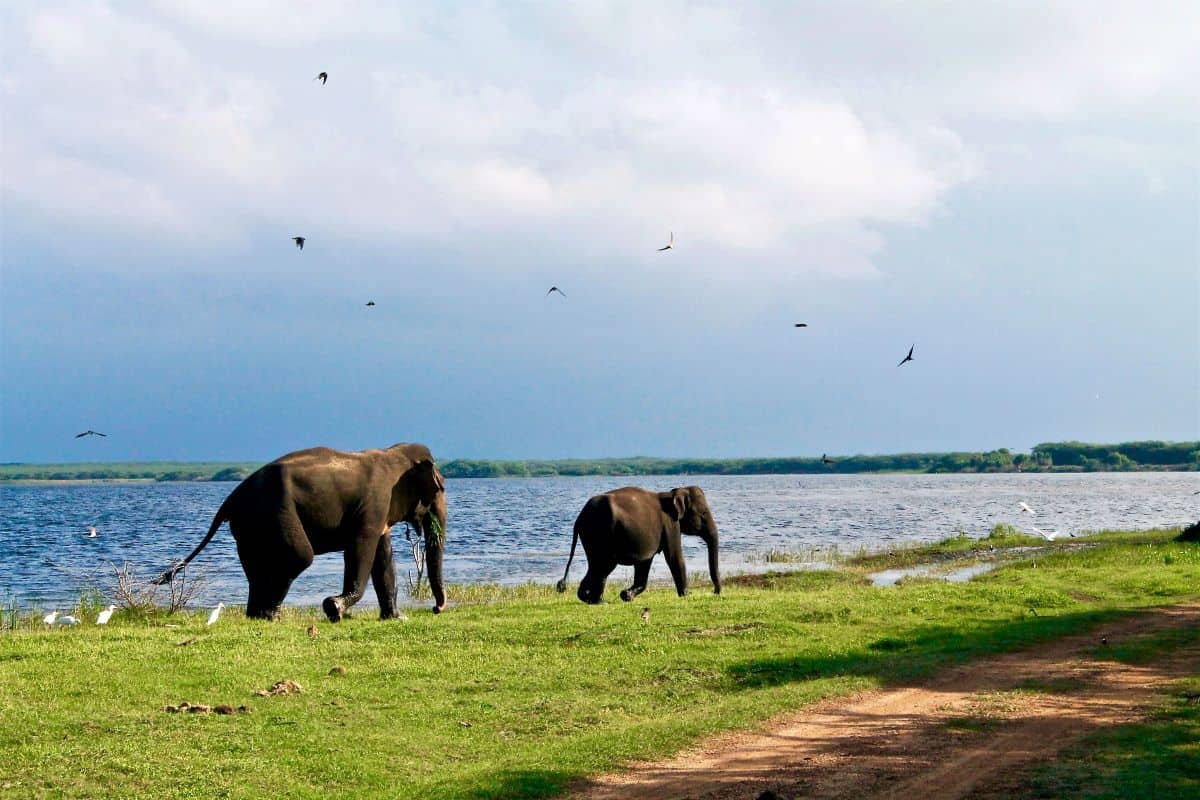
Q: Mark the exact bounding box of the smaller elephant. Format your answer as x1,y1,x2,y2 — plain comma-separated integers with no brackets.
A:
557,485,721,603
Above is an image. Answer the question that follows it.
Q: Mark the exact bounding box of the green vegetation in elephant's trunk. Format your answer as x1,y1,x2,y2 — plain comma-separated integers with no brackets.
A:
423,491,448,613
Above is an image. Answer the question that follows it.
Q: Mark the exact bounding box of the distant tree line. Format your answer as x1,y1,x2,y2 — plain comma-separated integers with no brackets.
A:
1,441,1195,482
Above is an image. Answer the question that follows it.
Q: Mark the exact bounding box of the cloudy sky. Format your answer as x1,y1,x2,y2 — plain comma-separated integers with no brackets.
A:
2,1,1196,462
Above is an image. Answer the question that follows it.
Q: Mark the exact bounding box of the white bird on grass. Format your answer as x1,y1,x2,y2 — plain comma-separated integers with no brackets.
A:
43,610,58,625
207,603,224,626
55,615,80,626
96,605,117,625
1019,501,1036,516
85,526,98,538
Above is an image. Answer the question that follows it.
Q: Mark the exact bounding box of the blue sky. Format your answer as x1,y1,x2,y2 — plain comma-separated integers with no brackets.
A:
2,2,1197,462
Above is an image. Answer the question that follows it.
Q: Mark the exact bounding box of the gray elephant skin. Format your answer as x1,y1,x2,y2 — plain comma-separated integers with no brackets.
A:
557,486,721,603
154,443,447,621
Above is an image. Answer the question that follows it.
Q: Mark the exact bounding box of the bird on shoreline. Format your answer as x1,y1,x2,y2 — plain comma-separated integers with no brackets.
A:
657,232,674,251
75,430,106,438
86,526,98,538
292,236,305,250
96,605,116,625
546,286,566,298
55,615,80,626
314,71,328,85
43,611,58,625
207,603,224,626
897,345,914,367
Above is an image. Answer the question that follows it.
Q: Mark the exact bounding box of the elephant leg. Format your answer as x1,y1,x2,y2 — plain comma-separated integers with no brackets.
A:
237,522,313,620
620,559,652,601
324,530,381,623
577,557,616,604
664,543,689,597
371,532,400,619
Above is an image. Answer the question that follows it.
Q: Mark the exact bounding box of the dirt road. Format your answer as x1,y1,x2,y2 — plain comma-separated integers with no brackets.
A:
570,602,1200,800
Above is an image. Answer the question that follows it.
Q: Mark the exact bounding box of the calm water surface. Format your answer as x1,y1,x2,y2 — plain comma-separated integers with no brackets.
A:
1,473,1196,610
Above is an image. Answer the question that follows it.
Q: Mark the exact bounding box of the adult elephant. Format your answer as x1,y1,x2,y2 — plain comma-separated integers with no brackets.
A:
556,486,721,604
153,443,446,621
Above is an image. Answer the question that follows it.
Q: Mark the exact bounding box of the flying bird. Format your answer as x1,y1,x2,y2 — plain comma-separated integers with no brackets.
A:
96,605,117,625
1019,501,1036,516
657,232,674,251
1032,525,1073,541
207,602,224,626
292,236,305,250
546,286,566,298
75,430,107,438
794,323,808,328
85,526,98,538
314,71,328,84
43,611,58,625
365,301,375,307
897,345,914,367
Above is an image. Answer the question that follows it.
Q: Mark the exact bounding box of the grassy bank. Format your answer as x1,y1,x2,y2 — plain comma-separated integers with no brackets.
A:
1,529,1197,799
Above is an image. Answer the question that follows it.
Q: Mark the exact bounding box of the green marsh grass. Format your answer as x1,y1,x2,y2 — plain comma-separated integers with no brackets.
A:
0,529,1197,799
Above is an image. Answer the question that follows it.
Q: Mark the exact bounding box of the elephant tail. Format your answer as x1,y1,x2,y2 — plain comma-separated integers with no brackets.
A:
556,522,582,593
151,498,232,585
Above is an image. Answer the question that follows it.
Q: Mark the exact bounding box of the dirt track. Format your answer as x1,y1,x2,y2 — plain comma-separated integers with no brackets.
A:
569,602,1200,800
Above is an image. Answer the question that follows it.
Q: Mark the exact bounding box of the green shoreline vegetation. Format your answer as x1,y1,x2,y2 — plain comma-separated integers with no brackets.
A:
1,528,1197,798
2,440,1197,482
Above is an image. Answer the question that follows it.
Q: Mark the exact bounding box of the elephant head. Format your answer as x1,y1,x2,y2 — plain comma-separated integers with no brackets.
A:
388,446,448,613
660,486,721,594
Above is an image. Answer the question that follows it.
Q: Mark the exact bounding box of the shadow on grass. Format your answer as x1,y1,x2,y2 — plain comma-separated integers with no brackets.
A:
456,769,575,800
727,608,1121,689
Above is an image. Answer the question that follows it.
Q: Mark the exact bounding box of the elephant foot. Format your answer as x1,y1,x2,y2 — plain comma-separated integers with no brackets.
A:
431,602,445,614
322,597,344,623
246,606,281,621
619,589,637,602
555,579,568,593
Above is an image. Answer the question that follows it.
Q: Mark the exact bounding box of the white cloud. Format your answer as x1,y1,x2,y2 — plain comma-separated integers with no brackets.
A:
2,1,1193,281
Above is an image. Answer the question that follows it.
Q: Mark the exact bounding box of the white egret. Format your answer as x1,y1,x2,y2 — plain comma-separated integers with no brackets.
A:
1032,525,1073,541
1019,502,1036,516
86,526,98,538
55,615,80,626
96,605,117,625
43,610,58,625
207,603,224,626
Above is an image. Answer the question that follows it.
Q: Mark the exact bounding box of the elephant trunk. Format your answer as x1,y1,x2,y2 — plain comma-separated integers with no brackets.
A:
423,494,448,613
703,523,721,594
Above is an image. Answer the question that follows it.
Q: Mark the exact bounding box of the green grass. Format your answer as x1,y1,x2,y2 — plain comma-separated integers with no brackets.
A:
1022,675,1200,799
1,530,1198,799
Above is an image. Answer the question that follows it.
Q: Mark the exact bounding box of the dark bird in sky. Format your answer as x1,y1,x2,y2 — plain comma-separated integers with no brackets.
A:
821,453,834,465
897,344,915,367
365,301,375,307
657,231,674,251
75,430,107,438
292,236,305,250
546,286,566,298
794,323,808,328
314,72,328,85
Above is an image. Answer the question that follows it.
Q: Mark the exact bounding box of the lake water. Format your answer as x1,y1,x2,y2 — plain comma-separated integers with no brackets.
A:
1,472,1196,610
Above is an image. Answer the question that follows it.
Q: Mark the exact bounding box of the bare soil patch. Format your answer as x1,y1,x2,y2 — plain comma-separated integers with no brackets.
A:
569,602,1200,800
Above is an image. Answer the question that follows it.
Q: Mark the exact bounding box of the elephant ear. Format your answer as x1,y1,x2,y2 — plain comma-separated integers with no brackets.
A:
660,489,688,521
